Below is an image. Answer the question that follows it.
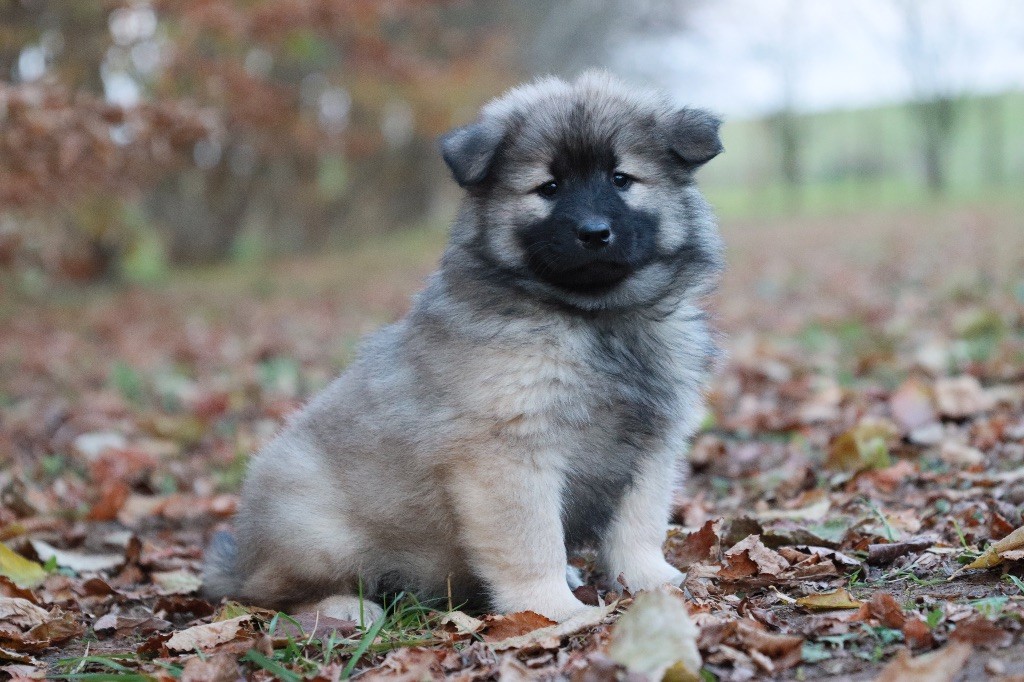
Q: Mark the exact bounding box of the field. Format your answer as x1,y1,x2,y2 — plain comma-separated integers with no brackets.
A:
703,91,1024,219
1,191,1024,680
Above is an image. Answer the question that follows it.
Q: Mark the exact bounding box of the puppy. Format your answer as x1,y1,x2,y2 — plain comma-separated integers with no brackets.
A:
204,71,724,624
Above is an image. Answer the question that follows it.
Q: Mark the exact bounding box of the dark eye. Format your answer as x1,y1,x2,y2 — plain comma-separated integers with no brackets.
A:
537,180,558,198
612,172,632,189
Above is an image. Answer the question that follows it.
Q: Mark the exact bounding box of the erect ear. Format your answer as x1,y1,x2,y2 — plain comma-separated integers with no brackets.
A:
666,108,723,168
438,121,504,187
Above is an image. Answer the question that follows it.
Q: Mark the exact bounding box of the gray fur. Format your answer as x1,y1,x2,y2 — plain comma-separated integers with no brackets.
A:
203,71,724,620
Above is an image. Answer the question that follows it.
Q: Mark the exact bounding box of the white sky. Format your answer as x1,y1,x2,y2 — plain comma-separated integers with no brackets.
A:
617,0,1024,118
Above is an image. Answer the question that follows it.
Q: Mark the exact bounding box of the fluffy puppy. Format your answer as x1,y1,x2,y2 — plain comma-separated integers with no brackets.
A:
204,71,724,623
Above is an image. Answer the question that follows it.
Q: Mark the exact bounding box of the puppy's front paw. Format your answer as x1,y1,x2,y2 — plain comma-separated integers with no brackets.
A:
620,560,685,593
299,595,385,627
533,599,600,623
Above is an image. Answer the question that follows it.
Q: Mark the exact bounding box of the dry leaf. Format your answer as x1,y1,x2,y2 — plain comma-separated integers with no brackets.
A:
0,598,49,630
165,615,252,653
796,588,863,610
959,524,1024,572
439,611,484,635
0,545,46,589
29,540,122,574
720,535,788,580
607,590,701,682
180,652,240,682
874,640,972,682
670,519,719,569
482,611,556,641
489,602,614,651
826,418,899,472
934,376,993,419
889,379,937,432
868,592,906,628
949,614,1012,649
152,570,203,595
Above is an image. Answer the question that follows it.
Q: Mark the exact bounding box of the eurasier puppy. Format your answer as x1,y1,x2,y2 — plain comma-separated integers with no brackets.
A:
204,72,724,623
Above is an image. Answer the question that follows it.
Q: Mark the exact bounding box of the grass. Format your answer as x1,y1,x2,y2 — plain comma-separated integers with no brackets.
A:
52,594,455,681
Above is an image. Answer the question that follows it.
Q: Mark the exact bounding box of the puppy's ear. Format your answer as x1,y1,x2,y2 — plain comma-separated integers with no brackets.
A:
666,108,723,168
438,122,503,187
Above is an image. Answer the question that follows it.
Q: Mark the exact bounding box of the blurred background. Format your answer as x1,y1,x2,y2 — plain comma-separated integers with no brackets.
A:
1,0,1021,283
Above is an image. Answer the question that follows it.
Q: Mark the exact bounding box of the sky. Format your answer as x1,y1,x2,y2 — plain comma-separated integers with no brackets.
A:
617,0,1024,118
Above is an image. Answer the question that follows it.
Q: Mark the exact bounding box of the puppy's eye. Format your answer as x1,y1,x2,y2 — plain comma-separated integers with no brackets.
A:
536,180,559,198
611,172,632,189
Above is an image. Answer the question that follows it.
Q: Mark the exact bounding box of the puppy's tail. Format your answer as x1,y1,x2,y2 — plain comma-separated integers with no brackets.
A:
202,530,239,601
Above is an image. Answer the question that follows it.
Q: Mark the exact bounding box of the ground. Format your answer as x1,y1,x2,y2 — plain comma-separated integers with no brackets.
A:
1,197,1023,680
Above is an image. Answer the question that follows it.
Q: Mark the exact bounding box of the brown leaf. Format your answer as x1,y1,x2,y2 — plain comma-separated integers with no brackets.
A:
949,614,1012,649
0,598,49,630
826,418,899,472
934,376,993,419
670,520,718,569
180,652,240,682
889,379,938,432
489,602,615,651
22,610,84,645
482,611,557,641
875,641,972,682
274,611,356,641
733,620,803,670
902,618,934,649
796,588,863,610
165,615,252,652
867,536,937,566
86,481,131,521
868,592,906,629
0,578,38,603
721,535,788,580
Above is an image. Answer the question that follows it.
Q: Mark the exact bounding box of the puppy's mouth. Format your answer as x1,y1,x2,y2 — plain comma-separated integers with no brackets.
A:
534,260,633,294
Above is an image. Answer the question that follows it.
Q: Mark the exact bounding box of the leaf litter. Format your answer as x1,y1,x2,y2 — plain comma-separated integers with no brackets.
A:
1,205,1023,678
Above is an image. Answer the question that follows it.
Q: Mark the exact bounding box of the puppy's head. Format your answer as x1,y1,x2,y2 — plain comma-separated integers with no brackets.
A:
440,71,724,312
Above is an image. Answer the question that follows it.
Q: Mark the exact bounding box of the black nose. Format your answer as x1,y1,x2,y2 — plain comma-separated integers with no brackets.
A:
574,219,612,249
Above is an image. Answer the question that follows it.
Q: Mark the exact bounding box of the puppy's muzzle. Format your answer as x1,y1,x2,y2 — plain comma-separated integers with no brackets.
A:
574,218,613,250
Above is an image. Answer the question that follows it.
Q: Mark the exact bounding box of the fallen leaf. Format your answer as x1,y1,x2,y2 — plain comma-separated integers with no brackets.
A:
757,498,830,521
22,610,83,645
439,611,484,635
796,588,863,610
827,418,899,472
720,535,788,580
867,535,938,566
733,620,803,671
482,611,556,641
669,519,719,569
949,614,1012,649
868,592,906,628
959,524,1024,572
875,640,972,682
607,590,701,682
0,545,46,589
889,379,938,432
902,618,934,648
938,440,985,467
0,597,49,629
934,376,993,419
489,602,614,651
180,652,240,682
272,611,355,642
152,570,203,595
29,540,122,574
165,615,252,653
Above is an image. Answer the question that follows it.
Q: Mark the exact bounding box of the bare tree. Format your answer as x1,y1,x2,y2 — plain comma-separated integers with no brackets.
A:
892,0,965,196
